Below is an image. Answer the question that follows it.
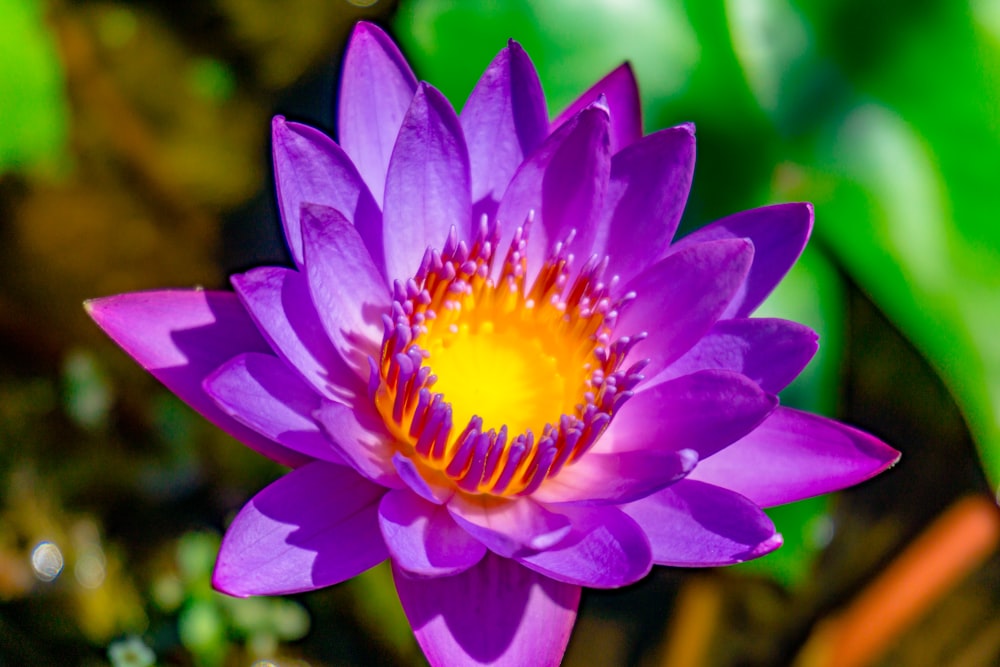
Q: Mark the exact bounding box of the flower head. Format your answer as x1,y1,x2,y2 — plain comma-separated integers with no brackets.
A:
87,22,899,666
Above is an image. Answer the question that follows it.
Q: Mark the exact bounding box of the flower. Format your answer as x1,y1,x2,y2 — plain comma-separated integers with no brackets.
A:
86,22,899,666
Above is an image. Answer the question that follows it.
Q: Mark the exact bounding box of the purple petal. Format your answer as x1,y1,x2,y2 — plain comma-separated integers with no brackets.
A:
337,21,417,204
203,353,342,464
394,554,579,667
599,124,696,285
622,479,782,566
86,291,308,467
447,495,571,558
496,100,611,275
531,448,698,506
393,453,455,505
383,83,472,280
461,40,548,222
516,505,652,588
553,63,642,153
231,266,362,403
213,461,387,596
671,203,814,318
617,239,754,379
650,318,818,394
271,117,383,270
604,370,778,460
688,407,901,508
379,489,486,577
300,203,389,374
314,401,401,488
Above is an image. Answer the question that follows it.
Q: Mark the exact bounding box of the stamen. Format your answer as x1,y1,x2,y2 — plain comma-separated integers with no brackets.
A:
371,221,642,497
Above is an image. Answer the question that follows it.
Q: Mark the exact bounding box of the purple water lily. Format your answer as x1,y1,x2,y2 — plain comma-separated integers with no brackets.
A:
87,22,899,666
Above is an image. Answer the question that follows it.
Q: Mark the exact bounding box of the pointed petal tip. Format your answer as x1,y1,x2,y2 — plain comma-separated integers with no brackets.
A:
745,532,784,561
676,121,696,135
351,20,387,40
210,567,252,599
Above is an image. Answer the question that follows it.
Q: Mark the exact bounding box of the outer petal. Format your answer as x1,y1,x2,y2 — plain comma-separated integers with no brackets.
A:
393,554,580,667
314,401,401,488
203,353,342,464
85,290,308,467
553,63,642,153
231,266,362,403
461,40,548,221
531,448,697,506
383,83,472,280
617,239,754,379
337,21,418,204
379,489,486,577
687,407,901,507
602,370,778,460
649,318,818,394
213,461,387,596
671,203,814,318
622,479,782,566
496,99,611,277
516,505,652,588
271,117,383,271
300,203,389,374
447,495,571,558
598,124,695,285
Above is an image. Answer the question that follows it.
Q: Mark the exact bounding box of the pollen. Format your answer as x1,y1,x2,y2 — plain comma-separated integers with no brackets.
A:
371,219,646,497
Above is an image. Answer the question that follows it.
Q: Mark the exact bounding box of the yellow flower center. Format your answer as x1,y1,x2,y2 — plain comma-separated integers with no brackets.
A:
373,222,641,497
426,319,572,439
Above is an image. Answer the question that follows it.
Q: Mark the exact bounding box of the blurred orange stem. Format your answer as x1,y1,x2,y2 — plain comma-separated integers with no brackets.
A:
798,495,1000,667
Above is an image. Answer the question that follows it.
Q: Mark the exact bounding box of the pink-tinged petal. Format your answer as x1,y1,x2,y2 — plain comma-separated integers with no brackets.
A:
213,461,387,596
394,554,579,667
393,453,454,505
300,203,389,375
650,318,818,394
383,83,472,280
553,63,642,153
203,353,342,464
447,495,570,558
497,100,611,275
271,117,383,270
231,266,362,403
622,479,782,566
337,21,418,204
314,401,401,488
531,448,697,506
617,239,754,379
516,505,652,588
599,124,695,285
461,40,548,221
688,407,901,508
604,370,778,460
671,203,814,318
86,291,307,467
379,489,486,577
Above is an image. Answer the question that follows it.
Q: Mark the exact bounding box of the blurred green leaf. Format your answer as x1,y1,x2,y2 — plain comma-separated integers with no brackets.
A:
62,349,113,430
800,98,1000,490
0,0,69,175
178,599,226,667
394,0,698,123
